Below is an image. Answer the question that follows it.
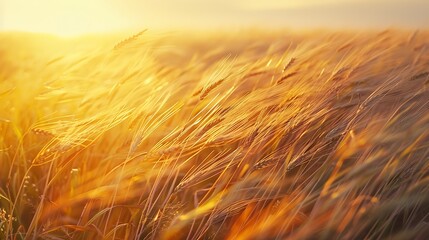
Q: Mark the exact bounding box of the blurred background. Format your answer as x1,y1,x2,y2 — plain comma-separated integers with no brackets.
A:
0,0,428,36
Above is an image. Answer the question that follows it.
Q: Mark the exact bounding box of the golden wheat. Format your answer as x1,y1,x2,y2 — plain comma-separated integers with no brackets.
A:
0,29,428,239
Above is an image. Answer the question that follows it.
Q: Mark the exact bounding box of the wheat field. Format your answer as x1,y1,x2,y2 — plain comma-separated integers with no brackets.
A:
1,29,429,239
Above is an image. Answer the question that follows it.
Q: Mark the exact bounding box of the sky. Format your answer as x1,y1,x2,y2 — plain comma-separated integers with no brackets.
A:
0,0,428,36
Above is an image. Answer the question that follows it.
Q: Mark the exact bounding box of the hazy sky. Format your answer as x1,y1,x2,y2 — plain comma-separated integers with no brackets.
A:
0,0,428,35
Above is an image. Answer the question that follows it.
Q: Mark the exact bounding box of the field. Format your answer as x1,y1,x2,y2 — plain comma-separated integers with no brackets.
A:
1,29,429,239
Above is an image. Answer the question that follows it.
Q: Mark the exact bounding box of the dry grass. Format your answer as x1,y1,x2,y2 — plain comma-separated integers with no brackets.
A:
1,29,429,239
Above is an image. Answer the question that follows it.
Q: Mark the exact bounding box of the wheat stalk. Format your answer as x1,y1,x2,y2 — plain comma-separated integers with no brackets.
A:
113,30,147,50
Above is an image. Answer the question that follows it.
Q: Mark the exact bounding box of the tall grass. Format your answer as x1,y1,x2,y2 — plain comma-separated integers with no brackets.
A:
0,29,429,239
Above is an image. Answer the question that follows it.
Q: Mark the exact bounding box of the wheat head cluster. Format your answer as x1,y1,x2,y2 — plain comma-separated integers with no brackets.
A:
0,30,429,239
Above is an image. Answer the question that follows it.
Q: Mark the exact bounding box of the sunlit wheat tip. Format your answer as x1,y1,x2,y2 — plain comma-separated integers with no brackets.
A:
282,57,296,72
113,29,147,50
277,71,298,85
200,78,227,100
32,128,54,137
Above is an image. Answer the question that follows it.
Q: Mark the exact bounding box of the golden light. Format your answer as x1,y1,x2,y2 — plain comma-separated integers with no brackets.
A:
0,0,132,36
0,0,428,36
